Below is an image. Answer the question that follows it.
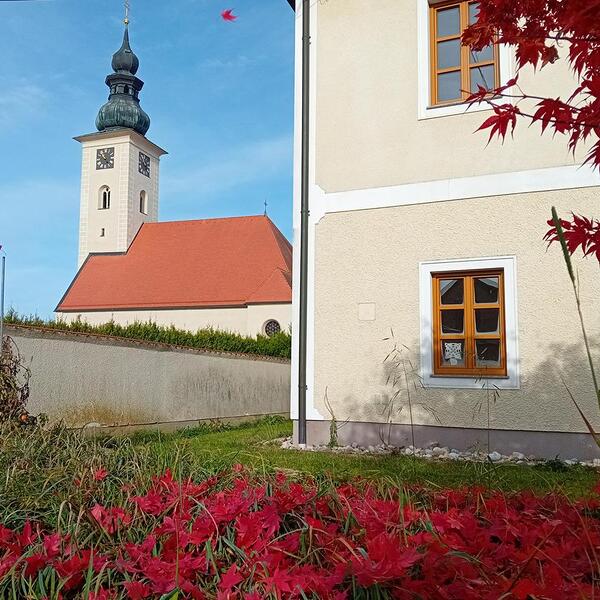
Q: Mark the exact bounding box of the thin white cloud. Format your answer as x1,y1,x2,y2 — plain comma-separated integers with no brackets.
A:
162,134,293,197
0,79,48,129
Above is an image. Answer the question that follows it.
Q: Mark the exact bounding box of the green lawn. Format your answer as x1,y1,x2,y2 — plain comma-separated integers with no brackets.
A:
131,417,599,498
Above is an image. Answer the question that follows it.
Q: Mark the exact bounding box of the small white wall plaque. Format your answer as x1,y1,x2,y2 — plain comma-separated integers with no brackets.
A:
358,302,376,321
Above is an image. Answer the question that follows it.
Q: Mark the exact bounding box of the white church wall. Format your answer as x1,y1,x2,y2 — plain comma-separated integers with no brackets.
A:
57,303,292,337
246,303,292,335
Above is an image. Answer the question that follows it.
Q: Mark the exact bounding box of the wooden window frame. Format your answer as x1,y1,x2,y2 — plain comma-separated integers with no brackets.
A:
432,269,507,377
429,0,500,107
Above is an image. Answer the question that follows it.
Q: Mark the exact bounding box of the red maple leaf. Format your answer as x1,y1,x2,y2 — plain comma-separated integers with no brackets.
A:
219,564,244,591
221,9,237,22
93,467,108,481
123,581,152,600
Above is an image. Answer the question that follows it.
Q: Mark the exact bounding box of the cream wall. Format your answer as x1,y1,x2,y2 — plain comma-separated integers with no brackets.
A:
58,303,292,337
315,0,586,193
312,187,600,434
77,130,164,266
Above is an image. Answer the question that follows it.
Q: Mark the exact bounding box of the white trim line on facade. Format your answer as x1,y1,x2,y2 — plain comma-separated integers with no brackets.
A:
416,0,514,120
419,256,520,389
315,164,599,222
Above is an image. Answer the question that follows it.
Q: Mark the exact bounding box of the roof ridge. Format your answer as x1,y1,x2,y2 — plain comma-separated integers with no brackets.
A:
246,266,285,303
263,217,292,272
144,215,269,227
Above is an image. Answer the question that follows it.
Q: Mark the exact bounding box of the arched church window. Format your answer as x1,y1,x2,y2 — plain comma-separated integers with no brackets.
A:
124,85,130,95
99,186,111,210
139,190,148,214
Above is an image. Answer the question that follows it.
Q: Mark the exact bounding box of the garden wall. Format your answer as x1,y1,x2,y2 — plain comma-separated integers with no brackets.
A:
6,325,290,428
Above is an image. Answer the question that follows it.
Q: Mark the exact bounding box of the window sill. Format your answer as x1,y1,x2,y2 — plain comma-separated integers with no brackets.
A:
430,374,509,380
419,100,493,121
423,373,518,390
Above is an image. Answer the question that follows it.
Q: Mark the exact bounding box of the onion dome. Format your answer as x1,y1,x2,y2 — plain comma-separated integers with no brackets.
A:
111,28,140,74
96,26,150,136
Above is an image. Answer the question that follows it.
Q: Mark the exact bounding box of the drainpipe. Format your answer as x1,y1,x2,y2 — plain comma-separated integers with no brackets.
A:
297,0,310,445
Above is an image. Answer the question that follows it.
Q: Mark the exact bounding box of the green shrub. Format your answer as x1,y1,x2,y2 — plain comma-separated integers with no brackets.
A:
4,309,291,359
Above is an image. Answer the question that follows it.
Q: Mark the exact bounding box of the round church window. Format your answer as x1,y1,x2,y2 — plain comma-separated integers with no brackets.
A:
264,320,281,337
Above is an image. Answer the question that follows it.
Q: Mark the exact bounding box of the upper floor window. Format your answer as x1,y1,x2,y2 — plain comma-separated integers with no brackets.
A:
99,186,111,210
139,190,148,214
429,1,499,106
432,269,507,377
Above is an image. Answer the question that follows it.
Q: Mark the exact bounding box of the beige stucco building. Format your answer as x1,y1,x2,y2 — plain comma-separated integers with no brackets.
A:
289,0,600,457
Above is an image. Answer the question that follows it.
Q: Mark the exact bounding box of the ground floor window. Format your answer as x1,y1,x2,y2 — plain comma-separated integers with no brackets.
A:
432,269,507,376
419,256,519,389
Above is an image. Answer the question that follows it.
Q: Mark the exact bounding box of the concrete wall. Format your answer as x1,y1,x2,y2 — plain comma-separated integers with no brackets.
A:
7,325,290,427
57,303,292,337
312,187,600,436
315,0,586,193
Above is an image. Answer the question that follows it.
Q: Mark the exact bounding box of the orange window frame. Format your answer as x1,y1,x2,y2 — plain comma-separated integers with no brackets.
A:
429,0,500,106
432,269,507,377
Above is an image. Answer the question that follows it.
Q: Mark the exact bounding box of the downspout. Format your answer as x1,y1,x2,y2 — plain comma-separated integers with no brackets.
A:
297,0,310,445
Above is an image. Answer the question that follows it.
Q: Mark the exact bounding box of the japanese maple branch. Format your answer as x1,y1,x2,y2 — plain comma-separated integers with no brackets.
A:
551,207,600,409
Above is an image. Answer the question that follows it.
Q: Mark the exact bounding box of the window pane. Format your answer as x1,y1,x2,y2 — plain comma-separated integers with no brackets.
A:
475,308,499,333
437,6,460,37
474,277,499,303
437,39,461,70
437,71,462,101
440,278,464,305
470,45,494,64
476,339,501,367
441,340,465,367
469,2,480,24
442,309,464,334
470,65,495,92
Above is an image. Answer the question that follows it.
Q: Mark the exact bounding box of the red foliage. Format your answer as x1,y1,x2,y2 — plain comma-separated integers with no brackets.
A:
463,0,600,261
545,213,600,260
221,9,237,22
1,469,600,598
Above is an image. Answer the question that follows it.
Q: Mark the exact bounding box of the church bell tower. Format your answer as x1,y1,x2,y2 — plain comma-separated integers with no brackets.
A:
75,15,167,267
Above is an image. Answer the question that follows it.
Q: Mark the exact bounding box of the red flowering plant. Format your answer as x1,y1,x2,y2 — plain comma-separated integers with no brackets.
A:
463,0,600,431
1,466,600,598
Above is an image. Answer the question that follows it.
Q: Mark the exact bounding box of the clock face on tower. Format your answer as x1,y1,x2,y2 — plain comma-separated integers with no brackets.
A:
96,147,115,170
138,152,151,177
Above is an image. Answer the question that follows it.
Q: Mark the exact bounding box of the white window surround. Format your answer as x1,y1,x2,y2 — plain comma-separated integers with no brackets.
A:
419,256,520,389
417,0,515,120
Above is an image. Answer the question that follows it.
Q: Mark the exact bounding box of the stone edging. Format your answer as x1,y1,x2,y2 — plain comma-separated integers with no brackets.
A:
280,438,600,468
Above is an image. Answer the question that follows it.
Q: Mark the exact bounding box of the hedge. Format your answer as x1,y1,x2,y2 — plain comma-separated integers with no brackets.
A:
4,310,291,359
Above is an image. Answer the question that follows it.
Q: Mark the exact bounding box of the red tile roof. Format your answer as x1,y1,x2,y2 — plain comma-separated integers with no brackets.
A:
57,216,292,312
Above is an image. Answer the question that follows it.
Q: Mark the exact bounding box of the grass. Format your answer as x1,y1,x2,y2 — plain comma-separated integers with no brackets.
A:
0,417,596,533
129,417,599,498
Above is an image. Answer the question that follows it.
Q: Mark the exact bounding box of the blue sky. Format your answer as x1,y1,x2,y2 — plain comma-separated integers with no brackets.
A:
0,0,295,317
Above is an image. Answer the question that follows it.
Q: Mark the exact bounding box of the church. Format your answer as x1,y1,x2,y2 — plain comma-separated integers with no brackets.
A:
55,23,292,337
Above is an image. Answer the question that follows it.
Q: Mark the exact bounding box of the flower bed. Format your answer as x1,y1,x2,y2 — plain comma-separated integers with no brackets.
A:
1,467,599,599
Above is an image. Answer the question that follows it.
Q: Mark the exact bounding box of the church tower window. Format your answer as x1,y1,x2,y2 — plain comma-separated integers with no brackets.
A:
99,186,111,210
139,190,148,214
